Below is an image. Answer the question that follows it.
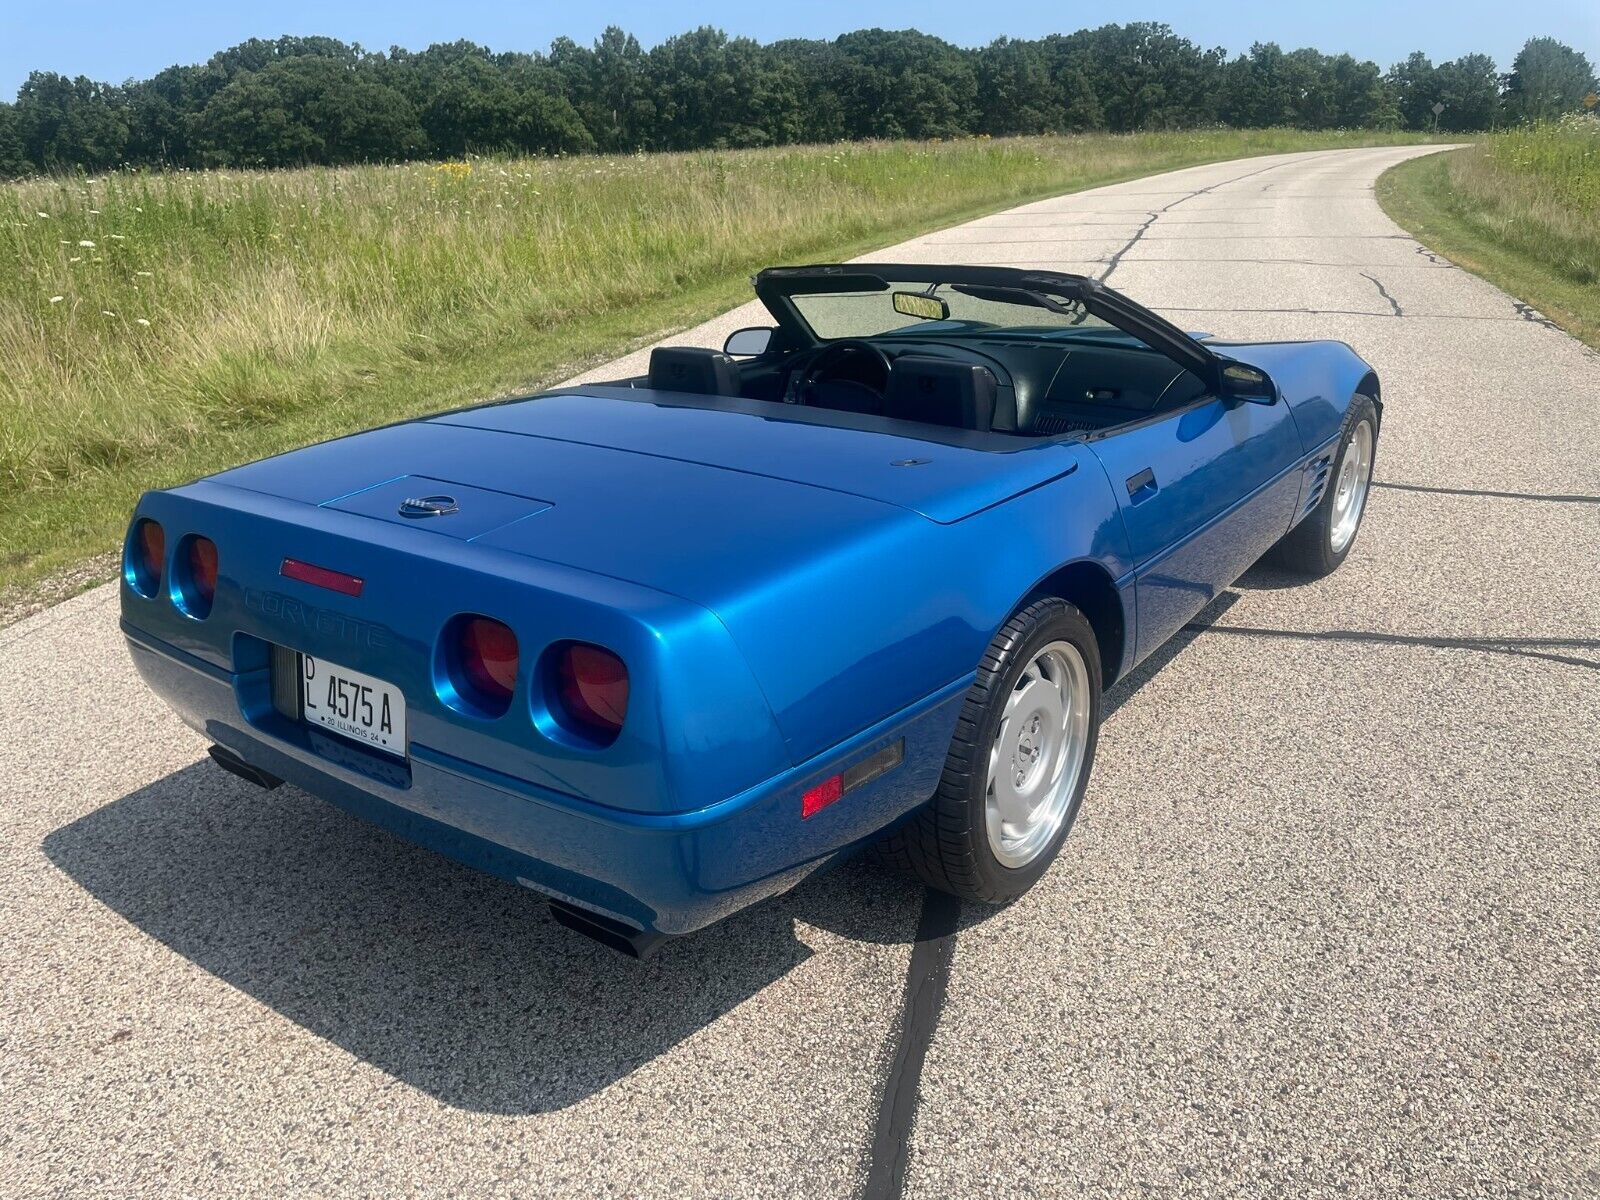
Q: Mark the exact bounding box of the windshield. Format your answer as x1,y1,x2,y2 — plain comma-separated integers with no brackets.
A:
787,279,1119,341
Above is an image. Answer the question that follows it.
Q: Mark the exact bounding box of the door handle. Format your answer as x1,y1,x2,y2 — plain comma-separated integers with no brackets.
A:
1126,468,1157,501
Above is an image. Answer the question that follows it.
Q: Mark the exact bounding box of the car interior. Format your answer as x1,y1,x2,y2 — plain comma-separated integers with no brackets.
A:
638,336,1210,441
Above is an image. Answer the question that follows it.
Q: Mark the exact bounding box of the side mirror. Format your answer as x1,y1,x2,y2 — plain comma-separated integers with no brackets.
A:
723,326,775,357
1220,362,1277,405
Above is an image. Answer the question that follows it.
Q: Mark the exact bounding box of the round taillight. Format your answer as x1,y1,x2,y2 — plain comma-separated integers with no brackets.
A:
125,518,164,597
553,642,629,744
174,535,218,618
442,615,519,717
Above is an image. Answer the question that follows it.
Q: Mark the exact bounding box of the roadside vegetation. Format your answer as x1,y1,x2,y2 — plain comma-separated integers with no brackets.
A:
0,129,1449,595
1379,114,1600,348
7,26,1580,177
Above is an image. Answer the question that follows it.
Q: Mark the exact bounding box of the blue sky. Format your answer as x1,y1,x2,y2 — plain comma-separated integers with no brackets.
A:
4,1,1598,97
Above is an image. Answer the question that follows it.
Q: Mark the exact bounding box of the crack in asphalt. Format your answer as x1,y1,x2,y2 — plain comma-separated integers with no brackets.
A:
1183,623,1600,671
1512,301,1563,331
1098,157,1313,283
1098,211,1164,282
1360,272,1405,317
1373,481,1600,504
862,888,962,1200
1090,258,1455,270
1156,306,1534,322
1144,233,1415,240
1414,244,1455,267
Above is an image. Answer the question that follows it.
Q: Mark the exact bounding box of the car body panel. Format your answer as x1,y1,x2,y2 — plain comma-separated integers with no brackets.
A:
123,620,966,935
1086,396,1304,661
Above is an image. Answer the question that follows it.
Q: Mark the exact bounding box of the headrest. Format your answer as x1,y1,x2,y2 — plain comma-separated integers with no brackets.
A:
883,356,997,432
647,347,741,396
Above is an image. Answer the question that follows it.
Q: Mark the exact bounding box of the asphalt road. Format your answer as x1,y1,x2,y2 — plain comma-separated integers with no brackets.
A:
4,145,1597,1199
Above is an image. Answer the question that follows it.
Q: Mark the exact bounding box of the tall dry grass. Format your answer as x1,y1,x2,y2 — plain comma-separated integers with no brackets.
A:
1438,115,1600,286
1,129,1439,589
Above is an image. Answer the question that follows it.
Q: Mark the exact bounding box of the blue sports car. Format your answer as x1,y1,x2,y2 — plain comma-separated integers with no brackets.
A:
121,265,1380,956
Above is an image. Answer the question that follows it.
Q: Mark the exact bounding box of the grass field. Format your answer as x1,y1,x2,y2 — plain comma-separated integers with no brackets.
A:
1378,115,1600,349
2,128,1444,599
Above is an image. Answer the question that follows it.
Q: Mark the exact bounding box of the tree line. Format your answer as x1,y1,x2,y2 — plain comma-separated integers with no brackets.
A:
1,25,1595,176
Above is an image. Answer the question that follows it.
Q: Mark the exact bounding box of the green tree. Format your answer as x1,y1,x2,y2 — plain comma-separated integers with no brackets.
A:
829,28,978,140
975,38,1057,135
11,72,130,170
124,64,202,165
769,39,852,142
499,56,595,154
1053,24,1224,131
1503,37,1597,123
1324,54,1399,128
1220,43,1300,127
1289,51,1397,128
549,28,657,151
644,27,807,149
192,56,426,167
1431,54,1502,131
1387,52,1437,130
0,102,29,177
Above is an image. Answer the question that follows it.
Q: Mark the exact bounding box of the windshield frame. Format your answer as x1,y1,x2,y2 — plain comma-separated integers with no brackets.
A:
754,264,1222,391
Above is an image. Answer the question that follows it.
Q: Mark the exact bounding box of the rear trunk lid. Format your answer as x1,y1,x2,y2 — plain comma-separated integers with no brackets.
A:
211,388,1080,609
433,388,1077,525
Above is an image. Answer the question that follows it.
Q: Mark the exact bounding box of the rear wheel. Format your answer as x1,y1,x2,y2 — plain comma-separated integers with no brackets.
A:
878,598,1101,904
1265,394,1379,578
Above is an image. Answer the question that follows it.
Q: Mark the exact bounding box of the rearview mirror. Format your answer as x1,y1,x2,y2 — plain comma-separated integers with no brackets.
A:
892,291,950,321
1220,362,1277,404
723,326,774,357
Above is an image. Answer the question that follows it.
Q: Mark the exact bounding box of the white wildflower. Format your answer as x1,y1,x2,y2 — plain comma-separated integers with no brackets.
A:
49,295,64,304
101,310,116,317
136,270,153,277
36,211,49,218
78,239,96,248
109,234,125,240
134,206,143,212
69,256,82,263
89,208,101,214
135,318,151,326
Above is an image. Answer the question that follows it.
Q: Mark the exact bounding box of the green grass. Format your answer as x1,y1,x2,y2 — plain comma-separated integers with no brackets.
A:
1378,115,1600,349
1,128,1443,597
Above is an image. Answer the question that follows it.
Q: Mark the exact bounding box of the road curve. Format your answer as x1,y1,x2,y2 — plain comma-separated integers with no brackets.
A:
3,146,1597,1199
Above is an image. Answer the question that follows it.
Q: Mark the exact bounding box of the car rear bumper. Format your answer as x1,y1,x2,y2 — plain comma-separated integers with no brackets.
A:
124,622,966,937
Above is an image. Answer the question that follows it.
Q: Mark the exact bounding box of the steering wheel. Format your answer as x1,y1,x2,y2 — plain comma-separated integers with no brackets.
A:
793,339,893,410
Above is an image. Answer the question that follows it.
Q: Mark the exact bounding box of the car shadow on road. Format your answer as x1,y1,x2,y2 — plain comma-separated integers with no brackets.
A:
42,761,924,1115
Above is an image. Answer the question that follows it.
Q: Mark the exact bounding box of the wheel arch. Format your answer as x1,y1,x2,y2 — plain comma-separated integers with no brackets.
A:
1017,559,1128,688
1356,370,1382,427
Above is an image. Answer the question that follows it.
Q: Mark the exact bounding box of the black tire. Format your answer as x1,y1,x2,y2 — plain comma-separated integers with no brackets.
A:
1264,394,1380,578
877,598,1102,904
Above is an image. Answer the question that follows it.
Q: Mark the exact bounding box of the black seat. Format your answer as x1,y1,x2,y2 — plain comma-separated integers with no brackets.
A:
883,356,997,432
647,347,741,396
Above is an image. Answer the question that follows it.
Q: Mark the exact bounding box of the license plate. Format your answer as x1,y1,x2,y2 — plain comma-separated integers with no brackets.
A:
300,654,407,758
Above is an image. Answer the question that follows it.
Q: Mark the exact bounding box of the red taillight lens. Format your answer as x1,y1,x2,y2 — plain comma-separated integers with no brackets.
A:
555,643,629,742
139,521,165,578
127,519,164,596
801,774,844,819
188,536,218,605
457,616,519,713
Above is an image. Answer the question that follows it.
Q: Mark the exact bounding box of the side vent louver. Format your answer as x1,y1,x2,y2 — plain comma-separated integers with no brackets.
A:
1303,454,1334,512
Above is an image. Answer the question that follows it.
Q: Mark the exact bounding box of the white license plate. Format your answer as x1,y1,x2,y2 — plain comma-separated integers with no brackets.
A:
300,655,407,758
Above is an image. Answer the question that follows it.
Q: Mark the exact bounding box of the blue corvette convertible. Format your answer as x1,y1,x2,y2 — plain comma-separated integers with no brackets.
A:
121,264,1379,956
